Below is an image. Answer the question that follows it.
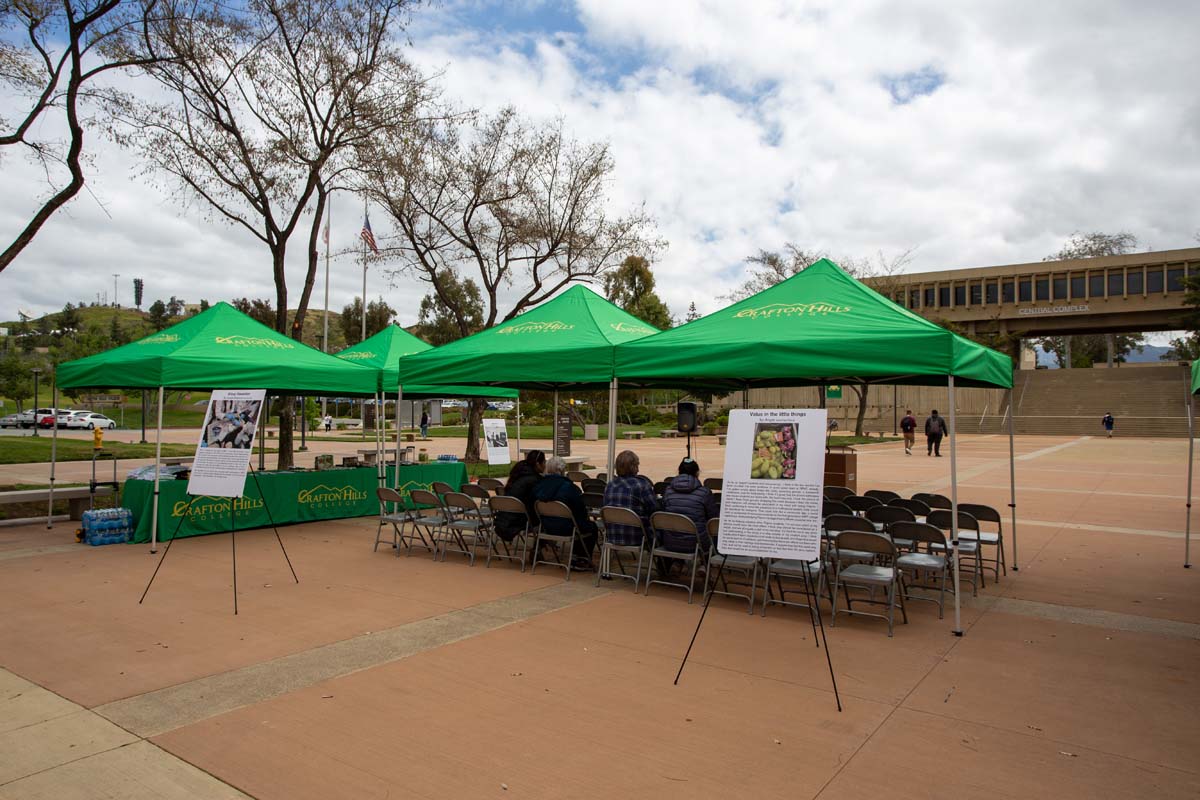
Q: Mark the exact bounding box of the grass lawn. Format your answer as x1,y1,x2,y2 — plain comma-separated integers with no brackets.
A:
0,438,199,464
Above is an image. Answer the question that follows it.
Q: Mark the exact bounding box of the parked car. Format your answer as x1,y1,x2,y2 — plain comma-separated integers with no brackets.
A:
487,401,515,411
15,408,52,428
0,414,19,428
72,412,116,430
64,412,94,429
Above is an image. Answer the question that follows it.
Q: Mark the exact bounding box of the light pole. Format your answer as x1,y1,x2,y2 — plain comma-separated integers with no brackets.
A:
112,273,120,307
31,367,42,437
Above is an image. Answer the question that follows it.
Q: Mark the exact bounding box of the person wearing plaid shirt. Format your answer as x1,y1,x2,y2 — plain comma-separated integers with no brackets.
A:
602,450,659,546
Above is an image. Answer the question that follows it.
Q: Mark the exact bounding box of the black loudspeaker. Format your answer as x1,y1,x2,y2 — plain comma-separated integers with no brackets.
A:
676,402,698,433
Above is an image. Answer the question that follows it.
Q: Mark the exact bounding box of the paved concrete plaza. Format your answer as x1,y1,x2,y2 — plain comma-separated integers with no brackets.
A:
1,433,1197,798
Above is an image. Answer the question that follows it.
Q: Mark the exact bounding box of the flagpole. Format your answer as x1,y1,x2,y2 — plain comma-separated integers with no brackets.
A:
321,197,331,419
360,196,367,438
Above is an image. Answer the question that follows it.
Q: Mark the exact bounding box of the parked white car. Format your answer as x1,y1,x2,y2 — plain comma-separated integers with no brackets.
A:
487,401,515,411
70,412,116,429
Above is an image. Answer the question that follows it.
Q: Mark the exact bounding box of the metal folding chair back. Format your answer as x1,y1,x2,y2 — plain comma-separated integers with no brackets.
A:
926,509,979,534
889,497,930,517
706,517,720,539
824,485,854,501
914,492,952,509
581,478,607,494
431,481,455,497
824,513,875,535
374,487,410,554
459,483,490,501
441,492,487,565
487,495,526,516
653,481,668,496
866,505,915,527
583,492,605,511
478,494,530,571
703,477,723,491
831,529,907,635
864,489,900,504
844,495,884,514
477,477,505,494
892,521,952,618
822,499,852,518
925,508,983,594
957,502,1006,581
407,489,448,559
532,500,578,580
646,511,705,603
567,470,590,484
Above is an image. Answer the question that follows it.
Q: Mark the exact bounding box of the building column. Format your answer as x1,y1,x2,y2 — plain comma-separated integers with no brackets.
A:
1106,334,1114,368
1064,336,1072,369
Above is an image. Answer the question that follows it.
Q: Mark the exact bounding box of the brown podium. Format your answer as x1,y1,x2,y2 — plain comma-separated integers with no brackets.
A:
824,446,857,493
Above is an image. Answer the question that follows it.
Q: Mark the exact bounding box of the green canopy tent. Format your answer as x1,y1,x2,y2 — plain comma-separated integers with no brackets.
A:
54,302,380,550
394,284,662,473
335,325,518,483
614,259,1015,635
1186,360,1198,568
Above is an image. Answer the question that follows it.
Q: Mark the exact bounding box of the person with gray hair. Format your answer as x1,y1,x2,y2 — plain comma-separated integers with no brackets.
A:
533,454,598,570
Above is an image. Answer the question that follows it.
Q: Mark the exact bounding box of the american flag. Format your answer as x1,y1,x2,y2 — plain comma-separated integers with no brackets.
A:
360,214,379,255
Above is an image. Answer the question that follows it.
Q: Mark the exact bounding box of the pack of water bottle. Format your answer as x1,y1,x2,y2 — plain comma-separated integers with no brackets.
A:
435,453,459,462
81,507,134,546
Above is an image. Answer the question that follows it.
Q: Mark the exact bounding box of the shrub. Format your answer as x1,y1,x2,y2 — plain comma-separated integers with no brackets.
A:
702,421,718,435
716,413,729,426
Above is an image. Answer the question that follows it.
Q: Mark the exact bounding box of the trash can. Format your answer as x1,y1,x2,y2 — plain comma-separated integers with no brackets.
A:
584,424,599,441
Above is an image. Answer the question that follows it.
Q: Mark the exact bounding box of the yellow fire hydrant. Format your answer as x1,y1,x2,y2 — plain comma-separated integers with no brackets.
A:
93,426,104,450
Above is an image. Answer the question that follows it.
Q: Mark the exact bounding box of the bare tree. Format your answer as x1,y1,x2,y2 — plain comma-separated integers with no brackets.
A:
0,0,165,273
115,0,433,467
365,107,662,460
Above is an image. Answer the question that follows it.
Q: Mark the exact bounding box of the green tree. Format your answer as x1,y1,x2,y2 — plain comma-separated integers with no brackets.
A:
132,277,144,309
684,302,701,323
231,297,275,327
1044,231,1139,262
0,353,33,411
339,297,396,346
147,299,168,330
58,303,82,334
603,255,673,330
108,313,126,345
414,274,484,346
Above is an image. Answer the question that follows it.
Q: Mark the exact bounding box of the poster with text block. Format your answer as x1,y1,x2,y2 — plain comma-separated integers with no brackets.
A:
717,408,826,561
187,389,265,498
482,418,511,465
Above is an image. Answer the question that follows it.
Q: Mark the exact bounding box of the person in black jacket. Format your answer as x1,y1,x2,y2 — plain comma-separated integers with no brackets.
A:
494,450,545,541
661,458,718,552
925,409,948,457
532,455,597,570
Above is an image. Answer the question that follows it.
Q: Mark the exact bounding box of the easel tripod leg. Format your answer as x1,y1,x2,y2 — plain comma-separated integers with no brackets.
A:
674,559,726,685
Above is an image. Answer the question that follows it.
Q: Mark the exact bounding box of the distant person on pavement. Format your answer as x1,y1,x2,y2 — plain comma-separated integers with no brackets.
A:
1102,412,1115,438
420,409,430,439
323,414,333,433
900,409,917,456
925,409,948,457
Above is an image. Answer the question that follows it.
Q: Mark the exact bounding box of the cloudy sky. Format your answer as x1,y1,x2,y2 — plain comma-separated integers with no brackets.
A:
2,0,1198,340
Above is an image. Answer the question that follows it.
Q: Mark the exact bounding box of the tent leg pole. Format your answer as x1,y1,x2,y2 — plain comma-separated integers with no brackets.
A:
553,390,559,457
47,383,58,528
395,389,402,491
949,376,962,636
151,386,164,553
1186,388,1194,568
1008,389,1018,572
515,394,522,457
607,378,618,477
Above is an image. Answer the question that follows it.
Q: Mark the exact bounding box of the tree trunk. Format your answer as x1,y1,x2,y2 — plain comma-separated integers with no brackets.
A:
277,403,294,470
464,399,483,463
853,382,869,437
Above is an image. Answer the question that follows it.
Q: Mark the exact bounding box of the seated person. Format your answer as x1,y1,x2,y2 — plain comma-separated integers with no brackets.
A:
601,449,659,546
533,455,598,569
494,450,544,542
660,457,718,552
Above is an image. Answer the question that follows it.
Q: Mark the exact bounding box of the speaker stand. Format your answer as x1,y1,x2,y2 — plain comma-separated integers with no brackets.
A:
686,430,692,459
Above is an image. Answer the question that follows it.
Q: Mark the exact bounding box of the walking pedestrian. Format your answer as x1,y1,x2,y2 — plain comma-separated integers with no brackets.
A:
323,413,333,433
1101,412,1115,438
925,409,947,457
420,408,430,439
900,408,917,455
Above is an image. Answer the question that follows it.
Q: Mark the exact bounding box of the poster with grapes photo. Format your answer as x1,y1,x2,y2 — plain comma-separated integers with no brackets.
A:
750,422,797,479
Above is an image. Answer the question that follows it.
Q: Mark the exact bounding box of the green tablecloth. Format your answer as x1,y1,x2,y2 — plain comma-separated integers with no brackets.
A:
123,462,468,543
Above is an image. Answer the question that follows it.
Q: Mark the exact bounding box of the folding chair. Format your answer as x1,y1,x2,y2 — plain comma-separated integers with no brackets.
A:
823,486,854,501
477,477,505,494
823,514,878,566
374,487,430,556
892,521,952,619
645,511,707,603
865,505,917,549
831,530,908,636
596,506,649,590
583,491,605,523
459,483,492,517
822,499,852,518
864,489,900,504
703,517,759,613
485,495,534,570
888,497,930,520
431,481,455,497
702,477,723,491
442,492,489,566
532,500,578,580
653,481,668,496
581,478,607,494
926,509,983,596
844,495,884,515
959,502,1006,580
567,470,590,484
408,489,451,559
762,554,828,617
913,492,951,509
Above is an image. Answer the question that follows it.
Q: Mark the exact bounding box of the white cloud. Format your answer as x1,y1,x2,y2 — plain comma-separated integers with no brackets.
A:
2,0,1198,348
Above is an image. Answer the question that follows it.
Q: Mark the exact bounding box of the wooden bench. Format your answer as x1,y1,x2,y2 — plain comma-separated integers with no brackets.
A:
658,430,679,438
0,486,114,521
357,448,396,466
623,431,646,440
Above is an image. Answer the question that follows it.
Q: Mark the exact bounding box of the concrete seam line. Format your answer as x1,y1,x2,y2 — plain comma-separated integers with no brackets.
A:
986,597,1200,640
95,581,611,738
